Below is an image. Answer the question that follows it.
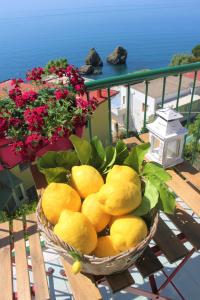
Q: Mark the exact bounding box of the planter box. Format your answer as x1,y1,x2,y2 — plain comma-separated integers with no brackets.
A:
0,126,84,168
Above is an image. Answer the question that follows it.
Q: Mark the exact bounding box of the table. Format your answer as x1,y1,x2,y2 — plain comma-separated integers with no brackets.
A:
0,134,200,300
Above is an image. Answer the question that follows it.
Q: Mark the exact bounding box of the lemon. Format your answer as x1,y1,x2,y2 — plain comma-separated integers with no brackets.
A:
71,165,104,198
97,181,142,216
54,210,97,254
94,236,120,257
42,183,81,225
72,260,82,274
81,194,111,232
110,215,148,252
106,165,141,187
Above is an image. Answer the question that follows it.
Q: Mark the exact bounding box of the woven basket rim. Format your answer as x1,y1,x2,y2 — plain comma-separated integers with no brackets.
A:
36,196,158,264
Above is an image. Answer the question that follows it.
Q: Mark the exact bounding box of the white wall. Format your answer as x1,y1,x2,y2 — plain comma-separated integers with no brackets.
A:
112,85,156,132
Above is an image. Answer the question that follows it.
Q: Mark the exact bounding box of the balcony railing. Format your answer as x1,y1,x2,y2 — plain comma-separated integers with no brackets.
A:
85,62,200,167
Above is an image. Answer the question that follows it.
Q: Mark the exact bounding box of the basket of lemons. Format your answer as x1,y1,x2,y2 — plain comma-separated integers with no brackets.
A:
36,135,175,275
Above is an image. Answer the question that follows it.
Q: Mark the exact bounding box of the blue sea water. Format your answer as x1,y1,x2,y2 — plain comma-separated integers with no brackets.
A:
0,0,200,81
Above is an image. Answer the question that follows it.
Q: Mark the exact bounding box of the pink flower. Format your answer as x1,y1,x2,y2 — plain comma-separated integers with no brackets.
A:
76,96,90,109
22,90,38,102
11,78,24,87
54,88,69,100
26,67,44,81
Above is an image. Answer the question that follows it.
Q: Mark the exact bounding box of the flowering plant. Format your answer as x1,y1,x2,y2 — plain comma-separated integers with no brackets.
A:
0,62,97,161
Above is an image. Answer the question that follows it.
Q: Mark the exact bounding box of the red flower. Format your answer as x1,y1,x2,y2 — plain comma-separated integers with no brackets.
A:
9,87,22,100
9,117,22,128
11,78,24,87
50,127,70,143
75,96,90,109
10,141,25,153
26,67,44,81
22,90,38,102
24,105,48,131
25,133,44,147
0,117,8,137
54,88,69,100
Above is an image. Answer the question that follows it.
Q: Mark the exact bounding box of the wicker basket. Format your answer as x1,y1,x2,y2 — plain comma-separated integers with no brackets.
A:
36,198,158,275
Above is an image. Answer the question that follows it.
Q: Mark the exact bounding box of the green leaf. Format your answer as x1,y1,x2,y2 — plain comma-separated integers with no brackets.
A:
40,167,68,184
68,250,82,261
115,140,129,164
101,146,117,173
37,151,57,171
133,196,151,216
143,162,171,182
144,180,159,209
90,136,106,169
69,135,92,165
124,143,150,173
133,180,159,216
158,184,176,214
55,150,79,169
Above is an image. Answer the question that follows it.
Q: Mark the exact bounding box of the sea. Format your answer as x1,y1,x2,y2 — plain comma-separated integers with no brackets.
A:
0,0,200,82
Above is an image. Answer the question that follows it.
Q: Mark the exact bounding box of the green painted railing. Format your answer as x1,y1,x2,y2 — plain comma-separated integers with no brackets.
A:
85,62,200,166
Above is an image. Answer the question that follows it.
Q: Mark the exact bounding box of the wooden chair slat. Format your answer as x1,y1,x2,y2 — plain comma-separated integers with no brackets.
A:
13,219,31,300
26,214,50,300
60,257,102,300
135,246,163,278
105,270,134,293
153,216,188,263
167,169,200,216
167,204,200,250
175,161,200,191
0,222,13,300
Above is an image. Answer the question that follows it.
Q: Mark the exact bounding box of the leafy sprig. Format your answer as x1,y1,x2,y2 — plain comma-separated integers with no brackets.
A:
37,135,176,215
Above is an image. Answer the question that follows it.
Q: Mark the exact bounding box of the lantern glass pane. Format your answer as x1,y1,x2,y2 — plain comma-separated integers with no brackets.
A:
152,136,161,157
166,140,180,159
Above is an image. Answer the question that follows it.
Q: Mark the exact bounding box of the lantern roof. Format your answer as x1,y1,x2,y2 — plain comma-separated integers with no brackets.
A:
147,108,188,140
156,108,183,121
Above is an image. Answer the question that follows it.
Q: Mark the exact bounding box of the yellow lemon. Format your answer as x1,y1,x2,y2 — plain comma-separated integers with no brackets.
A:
71,165,104,198
97,181,142,216
42,183,81,225
72,260,82,274
106,165,141,187
54,210,97,254
94,236,120,257
81,194,111,232
110,215,148,252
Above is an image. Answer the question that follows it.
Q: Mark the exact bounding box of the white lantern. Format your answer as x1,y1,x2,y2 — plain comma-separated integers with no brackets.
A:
146,108,188,168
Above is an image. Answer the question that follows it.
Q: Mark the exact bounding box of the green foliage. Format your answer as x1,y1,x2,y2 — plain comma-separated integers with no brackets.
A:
37,135,175,215
44,58,68,74
184,115,200,164
37,150,79,183
0,201,38,223
124,143,150,173
192,44,200,58
69,135,92,164
143,162,171,182
133,180,159,216
170,54,195,66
